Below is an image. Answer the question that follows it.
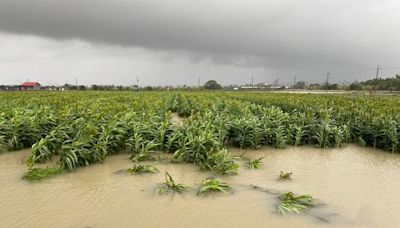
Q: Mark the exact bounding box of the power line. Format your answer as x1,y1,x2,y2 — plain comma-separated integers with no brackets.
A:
381,66,400,70
330,69,376,75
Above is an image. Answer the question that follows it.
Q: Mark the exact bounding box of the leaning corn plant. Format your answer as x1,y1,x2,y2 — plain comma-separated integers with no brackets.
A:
232,152,247,160
197,178,232,195
277,192,314,215
279,171,293,180
247,157,263,169
126,164,159,174
155,172,191,194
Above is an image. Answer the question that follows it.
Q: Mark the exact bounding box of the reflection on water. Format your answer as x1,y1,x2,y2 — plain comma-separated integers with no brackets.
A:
1,145,400,228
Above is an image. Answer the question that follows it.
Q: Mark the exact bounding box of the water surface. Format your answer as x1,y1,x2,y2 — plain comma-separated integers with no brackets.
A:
1,145,399,228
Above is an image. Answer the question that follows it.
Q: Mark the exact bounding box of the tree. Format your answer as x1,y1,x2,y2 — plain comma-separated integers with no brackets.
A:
293,81,306,89
144,86,153,91
349,83,362,91
204,80,222,90
320,83,338,90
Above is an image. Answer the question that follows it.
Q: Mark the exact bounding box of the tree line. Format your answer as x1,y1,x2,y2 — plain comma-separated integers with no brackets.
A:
293,74,400,91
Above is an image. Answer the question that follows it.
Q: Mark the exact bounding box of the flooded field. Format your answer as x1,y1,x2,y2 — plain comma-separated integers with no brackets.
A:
1,145,400,228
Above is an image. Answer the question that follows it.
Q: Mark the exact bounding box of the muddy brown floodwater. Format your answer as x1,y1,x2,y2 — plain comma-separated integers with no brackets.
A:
1,145,400,228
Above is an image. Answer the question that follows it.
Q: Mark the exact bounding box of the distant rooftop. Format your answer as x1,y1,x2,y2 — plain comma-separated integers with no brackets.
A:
21,82,41,86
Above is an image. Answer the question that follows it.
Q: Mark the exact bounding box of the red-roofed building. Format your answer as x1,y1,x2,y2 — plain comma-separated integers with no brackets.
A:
21,82,41,91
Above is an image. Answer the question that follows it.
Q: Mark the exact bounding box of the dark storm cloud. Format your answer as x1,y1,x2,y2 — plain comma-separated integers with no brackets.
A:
0,0,399,81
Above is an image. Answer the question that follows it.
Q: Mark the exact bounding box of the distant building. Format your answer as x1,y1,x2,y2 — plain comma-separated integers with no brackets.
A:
2,85,20,91
240,86,260,90
21,82,41,91
235,82,288,91
129,85,139,90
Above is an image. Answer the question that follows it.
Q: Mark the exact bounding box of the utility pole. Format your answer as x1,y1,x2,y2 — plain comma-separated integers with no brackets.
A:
251,75,254,88
375,65,382,79
326,72,330,90
137,76,139,87
293,76,297,87
75,78,78,87
198,77,200,89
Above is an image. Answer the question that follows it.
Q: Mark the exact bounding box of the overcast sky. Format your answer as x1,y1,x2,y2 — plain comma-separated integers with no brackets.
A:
0,0,399,86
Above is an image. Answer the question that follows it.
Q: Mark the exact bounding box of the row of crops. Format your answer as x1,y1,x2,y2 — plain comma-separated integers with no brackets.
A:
0,91,399,178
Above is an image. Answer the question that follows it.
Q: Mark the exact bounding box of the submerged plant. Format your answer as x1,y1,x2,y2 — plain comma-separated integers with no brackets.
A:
246,157,263,169
24,166,62,182
126,164,159,174
277,192,314,215
279,171,293,180
156,172,191,194
232,152,247,160
197,178,232,195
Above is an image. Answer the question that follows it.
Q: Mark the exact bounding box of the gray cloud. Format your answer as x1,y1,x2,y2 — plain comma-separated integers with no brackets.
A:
0,0,399,84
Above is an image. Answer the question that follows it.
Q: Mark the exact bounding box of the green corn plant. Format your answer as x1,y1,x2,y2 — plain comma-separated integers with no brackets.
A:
0,136,5,152
3,89,400,175
31,126,68,163
229,117,263,149
4,111,31,151
251,123,263,149
0,118,11,152
332,126,344,147
150,112,171,150
130,141,159,162
293,125,305,146
59,138,104,170
313,121,330,148
204,149,240,175
379,118,398,153
126,132,144,154
274,126,287,149
197,178,232,195
358,136,367,147
97,120,128,155
341,124,351,143
155,172,191,194
172,123,223,167
277,192,315,215
165,129,183,153
260,122,273,146
59,141,79,170
31,138,54,163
